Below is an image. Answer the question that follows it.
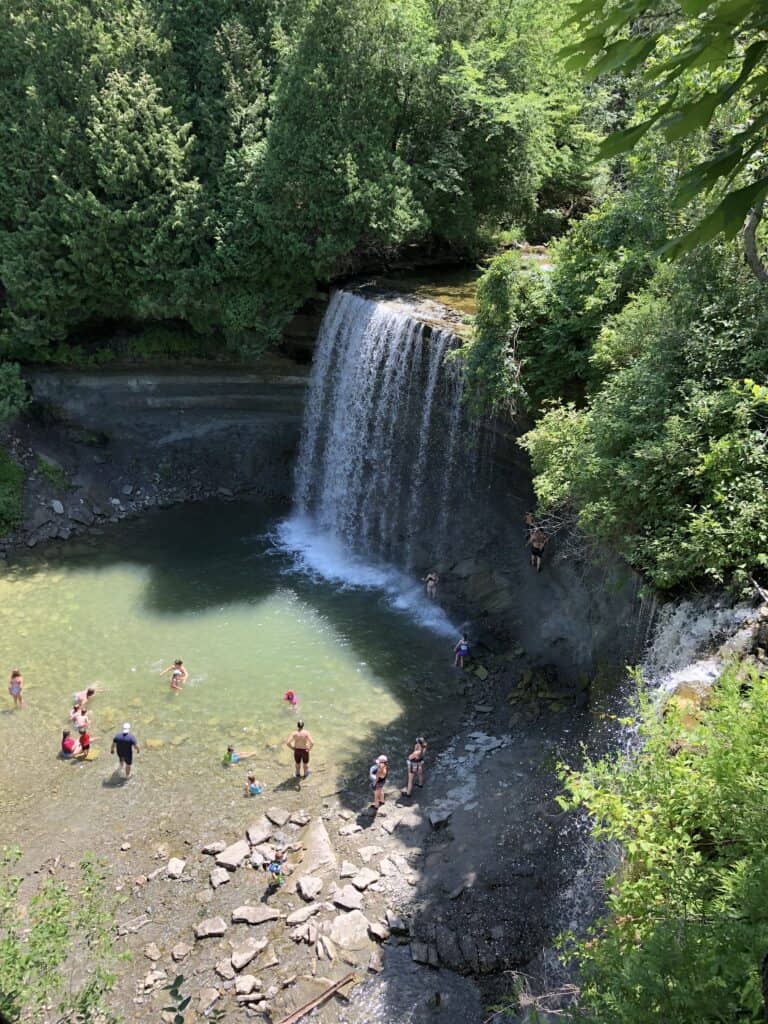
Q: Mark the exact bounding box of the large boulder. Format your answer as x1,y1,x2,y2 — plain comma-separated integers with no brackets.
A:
216,839,251,870
329,910,372,951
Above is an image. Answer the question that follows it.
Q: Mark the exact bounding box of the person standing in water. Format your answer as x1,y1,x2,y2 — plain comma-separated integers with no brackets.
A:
286,720,314,779
527,526,548,573
454,633,469,668
73,685,102,707
8,669,24,709
111,723,140,778
160,659,188,692
423,571,439,599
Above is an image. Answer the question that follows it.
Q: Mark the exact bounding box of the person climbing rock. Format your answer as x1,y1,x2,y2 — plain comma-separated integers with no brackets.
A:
286,720,313,779
111,723,140,778
528,526,548,572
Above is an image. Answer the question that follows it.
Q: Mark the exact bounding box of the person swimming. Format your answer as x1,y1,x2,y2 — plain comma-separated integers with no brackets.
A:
244,772,264,797
222,744,257,766
283,689,298,708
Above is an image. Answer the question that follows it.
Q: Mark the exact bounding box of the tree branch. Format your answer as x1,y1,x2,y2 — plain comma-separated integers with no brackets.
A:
744,201,768,285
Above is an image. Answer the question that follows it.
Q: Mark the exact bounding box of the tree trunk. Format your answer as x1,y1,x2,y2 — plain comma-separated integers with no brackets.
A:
744,202,768,286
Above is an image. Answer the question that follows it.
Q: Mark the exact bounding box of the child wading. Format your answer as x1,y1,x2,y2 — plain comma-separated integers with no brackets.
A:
8,669,24,709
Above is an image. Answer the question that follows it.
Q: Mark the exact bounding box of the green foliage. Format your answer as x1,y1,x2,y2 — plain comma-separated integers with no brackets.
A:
559,664,768,1023
0,0,594,357
0,849,119,1022
563,0,768,255
0,363,27,422
520,244,768,590
35,456,71,492
0,449,24,537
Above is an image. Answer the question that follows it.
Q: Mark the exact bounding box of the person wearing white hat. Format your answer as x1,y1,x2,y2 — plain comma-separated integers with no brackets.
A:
110,723,140,778
369,754,389,810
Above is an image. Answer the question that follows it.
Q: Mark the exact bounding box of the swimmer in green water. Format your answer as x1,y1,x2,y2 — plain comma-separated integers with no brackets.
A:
244,772,264,796
222,744,257,766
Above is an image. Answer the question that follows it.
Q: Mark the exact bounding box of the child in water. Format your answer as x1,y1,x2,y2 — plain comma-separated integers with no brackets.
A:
61,730,76,758
244,772,264,797
222,744,257,766
283,689,298,709
8,669,24,709
160,659,188,692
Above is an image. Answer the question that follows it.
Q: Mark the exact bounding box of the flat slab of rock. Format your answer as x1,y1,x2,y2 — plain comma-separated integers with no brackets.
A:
290,809,311,826
231,936,268,971
333,885,363,912
286,903,322,926
340,861,358,878
232,905,282,926
287,819,337,886
358,845,383,864
195,916,227,939
369,921,390,942
258,944,279,970
215,959,236,980
329,910,372,951
166,858,186,879
265,807,291,828
351,868,379,891
201,841,226,855
339,823,363,836
429,808,452,829
216,839,251,870
143,942,162,961
246,817,273,846
199,988,219,1014
210,867,230,889
171,942,192,962
298,876,323,901
235,974,260,996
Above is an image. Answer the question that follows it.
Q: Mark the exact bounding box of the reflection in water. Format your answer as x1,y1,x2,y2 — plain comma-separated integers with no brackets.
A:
0,500,458,850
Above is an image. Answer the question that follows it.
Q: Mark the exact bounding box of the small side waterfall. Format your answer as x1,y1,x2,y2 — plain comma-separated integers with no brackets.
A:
292,289,474,569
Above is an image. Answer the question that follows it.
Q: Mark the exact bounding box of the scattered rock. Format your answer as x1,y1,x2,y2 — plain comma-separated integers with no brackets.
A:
216,839,251,870
142,969,167,991
351,868,379,891
201,841,226,856
246,817,273,846
475,703,493,713
120,842,131,851
215,960,236,981
340,861,358,878
318,934,336,961
368,948,385,972
231,936,268,971
198,988,219,1014
298,876,323,901
428,808,452,830
329,910,372,951
209,867,230,889
51,500,64,515
290,809,311,826
368,921,390,942
235,975,260,996
358,845,383,864
171,942,191,962
474,665,489,681
143,942,162,962
286,903,322,926
265,807,291,828
195,916,227,939
339,823,363,836
258,944,279,970
232,905,282,926
121,484,134,496
166,858,186,879
333,885,364,911
410,942,431,965
385,909,408,934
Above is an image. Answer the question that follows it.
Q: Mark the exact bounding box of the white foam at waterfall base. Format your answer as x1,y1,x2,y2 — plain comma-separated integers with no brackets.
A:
273,514,457,637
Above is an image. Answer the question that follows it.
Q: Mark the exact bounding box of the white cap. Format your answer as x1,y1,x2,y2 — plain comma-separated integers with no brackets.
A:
122,722,131,733
377,754,388,763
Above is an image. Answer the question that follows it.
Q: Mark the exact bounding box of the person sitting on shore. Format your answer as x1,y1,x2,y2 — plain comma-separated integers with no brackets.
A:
244,772,264,797
222,744,257,766
61,730,76,758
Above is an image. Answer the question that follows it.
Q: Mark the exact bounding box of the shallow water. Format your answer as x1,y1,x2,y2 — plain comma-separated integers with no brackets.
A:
0,500,460,853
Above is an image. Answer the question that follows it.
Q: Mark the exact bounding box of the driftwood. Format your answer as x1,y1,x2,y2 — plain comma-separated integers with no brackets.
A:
275,971,357,1024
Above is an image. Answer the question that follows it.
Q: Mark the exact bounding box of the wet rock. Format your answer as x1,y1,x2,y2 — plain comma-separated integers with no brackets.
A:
428,809,452,830
435,925,464,971
385,909,408,934
215,960,236,981
235,975,260,996
286,903,322,926
143,942,162,962
340,860,358,878
216,839,251,870
298,876,323,901
70,505,95,526
231,936,268,971
333,885,363,911
51,500,65,515
195,916,227,939
201,841,226,855
166,857,186,879
329,910,372,950
410,942,438,967
246,817,273,846
171,942,191,962
122,484,134,496
210,867,230,889
232,905,282,926
368,948,385,973
351,868,379,891
198,988,219,1014
265,807,291,828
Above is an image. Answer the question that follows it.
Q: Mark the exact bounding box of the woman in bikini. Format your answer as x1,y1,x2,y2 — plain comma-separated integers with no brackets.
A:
402,737,427,796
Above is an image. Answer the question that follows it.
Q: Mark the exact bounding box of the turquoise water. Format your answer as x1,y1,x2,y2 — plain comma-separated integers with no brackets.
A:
0,500,460,849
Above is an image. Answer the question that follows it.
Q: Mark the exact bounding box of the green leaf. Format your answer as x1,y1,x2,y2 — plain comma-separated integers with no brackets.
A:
588,35,657,79
664,176,768,257
663,91,721,141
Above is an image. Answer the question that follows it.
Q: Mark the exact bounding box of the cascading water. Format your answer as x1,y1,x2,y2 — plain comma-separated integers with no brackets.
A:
277,289,475,633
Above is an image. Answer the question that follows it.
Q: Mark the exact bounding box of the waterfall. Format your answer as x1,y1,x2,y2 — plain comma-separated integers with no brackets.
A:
292,289,472,569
